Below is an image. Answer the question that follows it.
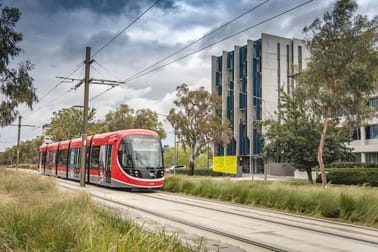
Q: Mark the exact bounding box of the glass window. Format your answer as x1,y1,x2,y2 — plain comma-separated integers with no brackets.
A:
355,153,361,163
298,46,302,70
368,98,378,111
119,135,162,169
57,149,68,167
47,151,54,168
366,125,378,139
90,146,100,170
352,128,361,140
118,141,133,168
366,152,378,163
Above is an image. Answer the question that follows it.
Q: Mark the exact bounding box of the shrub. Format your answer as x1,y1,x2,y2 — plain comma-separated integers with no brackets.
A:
316,168,378,186
326,162,378,168
173,168,225,176
163,176,378,227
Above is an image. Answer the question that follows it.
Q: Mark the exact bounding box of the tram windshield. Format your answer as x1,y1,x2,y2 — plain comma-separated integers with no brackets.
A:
118,135,163,169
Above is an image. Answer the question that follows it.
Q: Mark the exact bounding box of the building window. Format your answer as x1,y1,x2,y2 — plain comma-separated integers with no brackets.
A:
352,128,361,140
277,43,281,105
286,44,290,94
298,46,303,71
355,153,361,163
366,152,378,163
366,125,378,139
368,98,378,111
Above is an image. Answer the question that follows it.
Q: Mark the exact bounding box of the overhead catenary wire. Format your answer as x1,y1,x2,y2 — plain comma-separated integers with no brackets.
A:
125,0,271,82
23,0,160,117
2,0,161,152
38,62,83,101
91,0,161,58
90,0,314,102
125,0,315,83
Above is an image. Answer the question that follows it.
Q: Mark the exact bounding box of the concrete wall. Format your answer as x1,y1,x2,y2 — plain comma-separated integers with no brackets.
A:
266,163,295,176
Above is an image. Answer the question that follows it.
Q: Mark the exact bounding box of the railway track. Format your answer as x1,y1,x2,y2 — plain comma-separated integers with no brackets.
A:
57,179,378,252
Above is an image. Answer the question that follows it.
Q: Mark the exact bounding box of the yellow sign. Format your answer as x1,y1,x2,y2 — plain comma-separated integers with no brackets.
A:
212,156,237,174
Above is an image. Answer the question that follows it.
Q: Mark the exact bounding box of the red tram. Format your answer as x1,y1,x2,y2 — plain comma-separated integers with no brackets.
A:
38,129,165,189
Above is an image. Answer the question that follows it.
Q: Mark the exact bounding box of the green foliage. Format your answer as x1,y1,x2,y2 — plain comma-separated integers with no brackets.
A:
0,171,192,251
296,0,378,186
0,136,43,165
261,91,353,182
326,162,378,168
47,107,97,141
104,104,166,138
0,4,38,126
298,0,378,120
168,84,232,175
163,176,378,226
316,168,378,186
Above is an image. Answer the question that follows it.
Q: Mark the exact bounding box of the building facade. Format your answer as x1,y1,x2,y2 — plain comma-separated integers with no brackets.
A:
350,100,378,163
211,33,309,173
212,33,378,172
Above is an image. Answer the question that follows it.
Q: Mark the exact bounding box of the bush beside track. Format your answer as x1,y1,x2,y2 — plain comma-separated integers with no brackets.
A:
316,168,378,186
163,175,378,227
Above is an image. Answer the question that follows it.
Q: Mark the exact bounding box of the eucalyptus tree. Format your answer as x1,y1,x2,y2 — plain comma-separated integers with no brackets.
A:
104,104,135,132
0,4,38,126
47,107,96,141
262,92,353,183
296,0,378,187
134,108,166,138
168,84,232,176
104,104,166,138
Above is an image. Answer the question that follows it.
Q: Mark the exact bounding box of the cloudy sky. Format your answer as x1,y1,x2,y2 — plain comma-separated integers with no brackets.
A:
0,0,377,151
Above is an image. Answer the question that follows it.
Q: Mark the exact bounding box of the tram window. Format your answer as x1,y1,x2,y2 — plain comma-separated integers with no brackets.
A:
73,148,81,169
90,146,101,170
42,152,47,166
106,145,112,170
118,142,133,168
47,152,54,168
57,149,68,166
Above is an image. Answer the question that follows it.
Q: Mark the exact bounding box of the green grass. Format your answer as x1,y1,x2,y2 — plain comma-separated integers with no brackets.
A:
0,169,193,251
163,175,378,227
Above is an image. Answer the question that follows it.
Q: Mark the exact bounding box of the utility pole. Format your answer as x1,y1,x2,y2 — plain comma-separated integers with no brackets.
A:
80,46,91,187
58,48,125,187
16,116,21,170
11,116,36,170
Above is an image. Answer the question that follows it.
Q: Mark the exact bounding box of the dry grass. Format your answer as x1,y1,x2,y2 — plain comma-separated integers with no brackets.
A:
0,169,193,252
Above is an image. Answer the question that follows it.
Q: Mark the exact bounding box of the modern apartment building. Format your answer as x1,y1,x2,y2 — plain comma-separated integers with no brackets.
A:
211,33,309,173
350,101,378,163
212,33,378,173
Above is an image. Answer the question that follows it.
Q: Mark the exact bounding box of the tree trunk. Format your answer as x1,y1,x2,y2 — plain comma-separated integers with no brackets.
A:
188,149,195,176
306,168,313,184
318,108,330,188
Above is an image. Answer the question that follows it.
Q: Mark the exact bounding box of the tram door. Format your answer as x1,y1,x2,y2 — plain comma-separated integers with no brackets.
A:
99,145,112,184
105,145,112,183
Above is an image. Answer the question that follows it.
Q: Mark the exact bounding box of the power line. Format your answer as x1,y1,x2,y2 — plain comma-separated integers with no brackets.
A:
91,0,161,58
19,62,84,122
23,0,159,118
91,0,314,100
39,62,83,101
126,0,314,83
125,0,271,82
90,85,118,101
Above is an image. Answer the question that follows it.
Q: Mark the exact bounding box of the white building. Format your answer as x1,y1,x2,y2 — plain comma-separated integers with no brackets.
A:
211,33,377,173
42,123,52,144
350,106,378,163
